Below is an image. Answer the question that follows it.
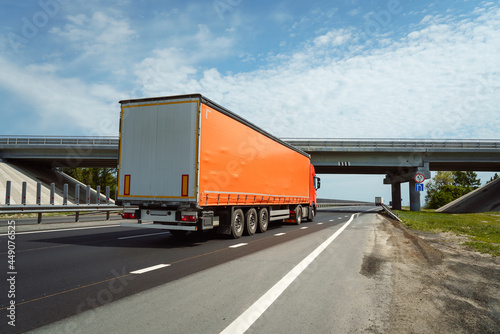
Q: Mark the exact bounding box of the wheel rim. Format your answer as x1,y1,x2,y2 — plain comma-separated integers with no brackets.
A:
249,213,256,230
260,210,268,231
235,213,243,233
262,212,268,229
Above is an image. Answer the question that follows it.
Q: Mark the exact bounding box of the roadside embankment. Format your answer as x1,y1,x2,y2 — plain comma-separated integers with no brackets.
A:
394,209,500,256
375,214,500,333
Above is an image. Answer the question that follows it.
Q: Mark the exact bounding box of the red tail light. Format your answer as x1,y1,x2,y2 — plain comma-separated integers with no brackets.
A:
181,215,197,222
121,212,135,219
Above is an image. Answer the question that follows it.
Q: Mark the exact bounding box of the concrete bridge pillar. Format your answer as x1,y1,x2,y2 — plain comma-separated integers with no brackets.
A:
385,168,429,212
409,179,421,212
391,183,402,210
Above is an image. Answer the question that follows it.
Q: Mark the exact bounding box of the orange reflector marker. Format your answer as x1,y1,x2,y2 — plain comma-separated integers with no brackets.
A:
181,175,189,197
124,175,131,195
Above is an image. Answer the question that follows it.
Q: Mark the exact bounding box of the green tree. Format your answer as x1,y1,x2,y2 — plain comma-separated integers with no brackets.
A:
487,173,499,184
425,171,481,209
425,171,453,205
426,184,469,209
61,167,117,199
453,171,480,189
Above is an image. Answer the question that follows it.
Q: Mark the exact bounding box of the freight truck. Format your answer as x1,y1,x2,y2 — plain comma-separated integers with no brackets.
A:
117,94,320,238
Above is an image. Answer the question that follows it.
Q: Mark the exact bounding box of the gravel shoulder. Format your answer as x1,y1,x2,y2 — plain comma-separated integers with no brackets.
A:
373,215,500,333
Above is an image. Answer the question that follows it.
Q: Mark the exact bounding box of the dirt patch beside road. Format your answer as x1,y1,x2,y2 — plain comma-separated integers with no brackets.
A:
375,215,500,333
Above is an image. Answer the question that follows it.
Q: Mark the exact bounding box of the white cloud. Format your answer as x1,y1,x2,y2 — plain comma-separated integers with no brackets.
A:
135,24,234,96
4,2,497,142
290,7,338,32
191,24,234,59
313,29,353,47
50,11,136,58
135,48,201,95
134,4,500,140
25,63,59,74
0,56,122,136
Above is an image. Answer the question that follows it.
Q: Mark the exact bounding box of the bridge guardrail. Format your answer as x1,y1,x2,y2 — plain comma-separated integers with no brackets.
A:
2,136,499,150
380,204,402,222
285,138,500,150
0,136,119,146
316,202,370,208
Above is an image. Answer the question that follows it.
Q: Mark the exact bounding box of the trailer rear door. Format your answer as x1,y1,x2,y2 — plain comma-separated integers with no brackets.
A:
118,97,200,202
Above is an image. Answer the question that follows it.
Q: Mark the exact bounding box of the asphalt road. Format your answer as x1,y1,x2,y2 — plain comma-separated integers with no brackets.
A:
0,206,384,333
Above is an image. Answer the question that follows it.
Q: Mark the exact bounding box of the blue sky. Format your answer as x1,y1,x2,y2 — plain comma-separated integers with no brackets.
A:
1,0,499,202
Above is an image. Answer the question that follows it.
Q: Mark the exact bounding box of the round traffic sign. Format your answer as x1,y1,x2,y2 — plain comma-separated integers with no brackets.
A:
415,173,425,183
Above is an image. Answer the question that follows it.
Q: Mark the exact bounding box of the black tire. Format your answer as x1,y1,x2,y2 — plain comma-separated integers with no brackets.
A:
309,206,315,222
245,208,258,235
257,208,269,233
295,205,302,225
230,209,244,239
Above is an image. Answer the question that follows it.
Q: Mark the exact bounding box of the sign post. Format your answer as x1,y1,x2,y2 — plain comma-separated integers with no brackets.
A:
414,173,426,213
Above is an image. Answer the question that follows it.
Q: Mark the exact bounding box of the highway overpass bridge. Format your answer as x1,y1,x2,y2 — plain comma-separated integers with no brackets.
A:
1,136,499,211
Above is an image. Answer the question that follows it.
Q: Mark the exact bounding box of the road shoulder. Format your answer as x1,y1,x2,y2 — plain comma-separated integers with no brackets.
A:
375,215,500,333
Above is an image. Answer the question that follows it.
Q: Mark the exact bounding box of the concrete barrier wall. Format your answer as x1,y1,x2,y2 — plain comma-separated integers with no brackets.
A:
0,162,113,205
436,178,500,213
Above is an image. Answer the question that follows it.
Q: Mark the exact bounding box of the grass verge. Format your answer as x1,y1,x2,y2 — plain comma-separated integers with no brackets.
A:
394,209,500,257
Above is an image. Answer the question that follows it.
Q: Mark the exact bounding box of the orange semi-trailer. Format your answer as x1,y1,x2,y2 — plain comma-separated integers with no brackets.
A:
117,94,321,238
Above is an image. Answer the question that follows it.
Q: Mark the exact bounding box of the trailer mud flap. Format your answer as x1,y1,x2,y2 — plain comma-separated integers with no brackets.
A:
201,211,214,230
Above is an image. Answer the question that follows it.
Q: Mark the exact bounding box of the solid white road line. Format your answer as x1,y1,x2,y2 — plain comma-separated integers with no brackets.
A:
229,243,248,248
130,264,171,274
0,224,121,236
118,232,171,240
220,213,358,334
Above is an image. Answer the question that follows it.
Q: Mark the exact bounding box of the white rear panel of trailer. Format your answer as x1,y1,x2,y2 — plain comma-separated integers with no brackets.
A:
118,98,199,201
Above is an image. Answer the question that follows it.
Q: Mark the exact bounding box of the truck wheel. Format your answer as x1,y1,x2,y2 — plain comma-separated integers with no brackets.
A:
230,209,244,239
257,208,268,233
245,208,258,235
305,206,315,222
294,205,302,225
309,206,315,222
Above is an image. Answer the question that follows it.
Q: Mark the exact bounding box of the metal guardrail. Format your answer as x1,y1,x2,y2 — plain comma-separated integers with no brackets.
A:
0,204,121,213
0,136,118,146
1,180,122,223
0,204,123,223
285,138,500,150
2,136,499,150
380,204,402,222
316,202,370,208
